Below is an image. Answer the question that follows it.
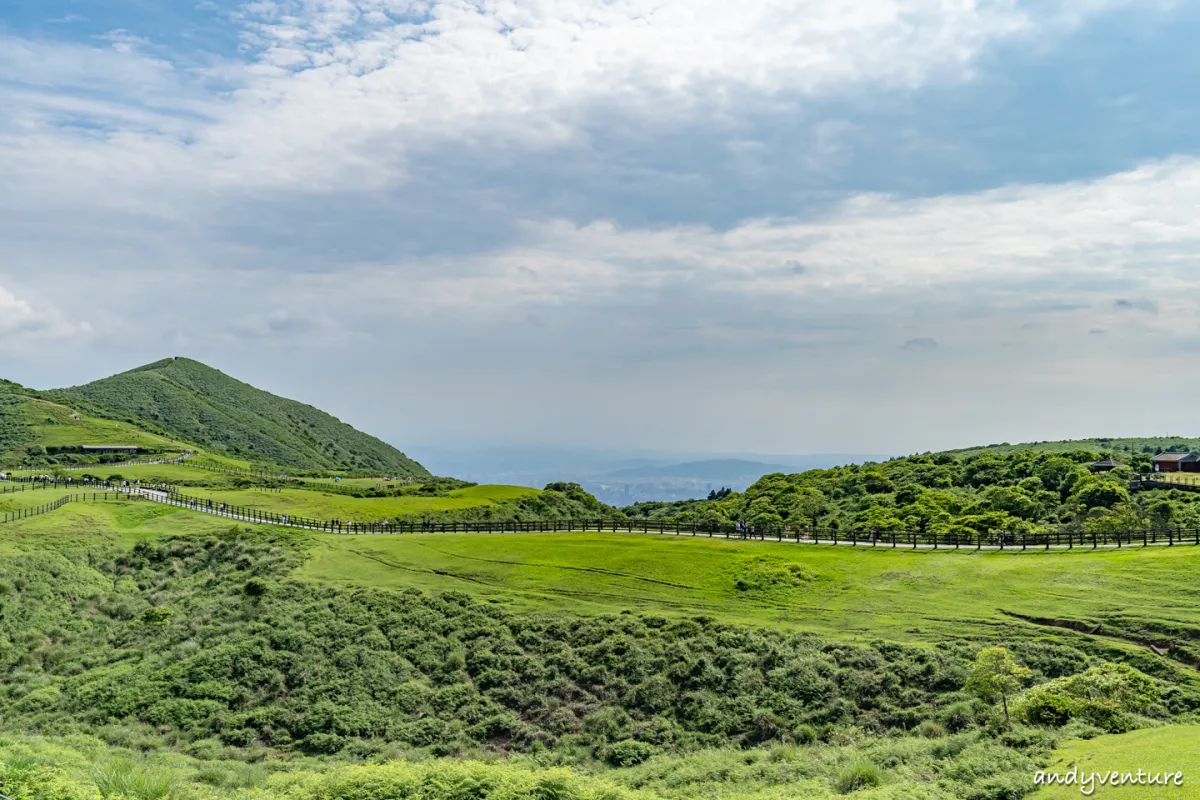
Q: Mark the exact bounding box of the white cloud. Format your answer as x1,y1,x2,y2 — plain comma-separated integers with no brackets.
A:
0,285,91,344
202,0,1147,184
0,0,1153,191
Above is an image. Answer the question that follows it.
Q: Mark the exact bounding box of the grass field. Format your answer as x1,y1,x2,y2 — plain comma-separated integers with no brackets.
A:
289,528,1200,660
302,475,417,487
1035,726,1200,798
0,497,258,552
0,488,83,513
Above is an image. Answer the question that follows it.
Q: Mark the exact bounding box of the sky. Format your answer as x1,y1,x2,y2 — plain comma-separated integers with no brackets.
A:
2,0,1200,456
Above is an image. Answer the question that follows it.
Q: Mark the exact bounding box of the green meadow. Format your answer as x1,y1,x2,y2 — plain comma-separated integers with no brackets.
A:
1034,726,1200,798
295,529,1200,653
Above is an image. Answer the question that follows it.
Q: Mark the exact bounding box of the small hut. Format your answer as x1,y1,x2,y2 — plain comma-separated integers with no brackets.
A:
1090,457,1127,472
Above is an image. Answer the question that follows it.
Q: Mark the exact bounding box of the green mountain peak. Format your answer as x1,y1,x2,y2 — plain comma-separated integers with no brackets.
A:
57,357,428,476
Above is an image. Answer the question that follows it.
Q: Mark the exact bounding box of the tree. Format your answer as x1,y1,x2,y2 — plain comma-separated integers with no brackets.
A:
862,470,895,494
966,647,1031,726
1035,456,1082,499
1072,478,1129,511
789,488,828,528
1146,500,1175,529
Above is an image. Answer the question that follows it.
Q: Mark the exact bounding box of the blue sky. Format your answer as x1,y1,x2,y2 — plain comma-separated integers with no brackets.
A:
2,0,1200,455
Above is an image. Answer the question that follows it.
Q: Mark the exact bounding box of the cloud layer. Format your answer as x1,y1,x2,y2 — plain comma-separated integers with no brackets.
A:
0,0,1197,454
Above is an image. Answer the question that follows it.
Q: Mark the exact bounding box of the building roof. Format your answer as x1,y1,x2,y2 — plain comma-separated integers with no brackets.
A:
1151,452,1195,462
1091,458,1127,467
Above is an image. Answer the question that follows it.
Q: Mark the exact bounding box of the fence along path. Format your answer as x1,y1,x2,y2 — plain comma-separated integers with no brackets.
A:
2,479,1197,553
7,476,1200,553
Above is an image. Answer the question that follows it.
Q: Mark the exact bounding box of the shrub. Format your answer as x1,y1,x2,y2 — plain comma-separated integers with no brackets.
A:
940,702,975,733
1015,663,1159,732
792,724,818,745
139,607,172,626
91,757,175,800
302,732,346,754
915,720,944,739
833,760,883,794
605,739,656,767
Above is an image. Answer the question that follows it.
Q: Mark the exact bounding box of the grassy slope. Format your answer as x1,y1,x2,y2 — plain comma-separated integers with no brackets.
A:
293,530,1200,650
10,498,1200,665
0,381,187,464
59,358,428,477
3,503,1195,800
1035,726,1200,798
0,509,1052,800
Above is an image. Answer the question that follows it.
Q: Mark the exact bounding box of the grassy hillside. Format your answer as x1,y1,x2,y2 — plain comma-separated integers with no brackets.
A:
60,358,428,477
4,497,1200,798
0,379,187,467
296,530,1200,674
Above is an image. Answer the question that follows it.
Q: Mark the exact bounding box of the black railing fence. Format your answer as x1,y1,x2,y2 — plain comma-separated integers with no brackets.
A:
0,492,129,525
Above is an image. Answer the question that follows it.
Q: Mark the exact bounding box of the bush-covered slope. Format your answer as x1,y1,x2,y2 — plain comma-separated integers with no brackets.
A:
2,525,1192,799
60,358,428,476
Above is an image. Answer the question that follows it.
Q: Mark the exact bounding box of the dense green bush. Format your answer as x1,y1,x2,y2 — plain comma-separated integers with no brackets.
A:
605,740,656,767
1015,663,1160,732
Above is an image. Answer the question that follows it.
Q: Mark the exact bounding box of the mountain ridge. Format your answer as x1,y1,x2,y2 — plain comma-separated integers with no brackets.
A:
57,357,428,476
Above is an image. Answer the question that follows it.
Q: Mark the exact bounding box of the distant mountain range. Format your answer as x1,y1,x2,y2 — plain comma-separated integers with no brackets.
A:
605,459,790,479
